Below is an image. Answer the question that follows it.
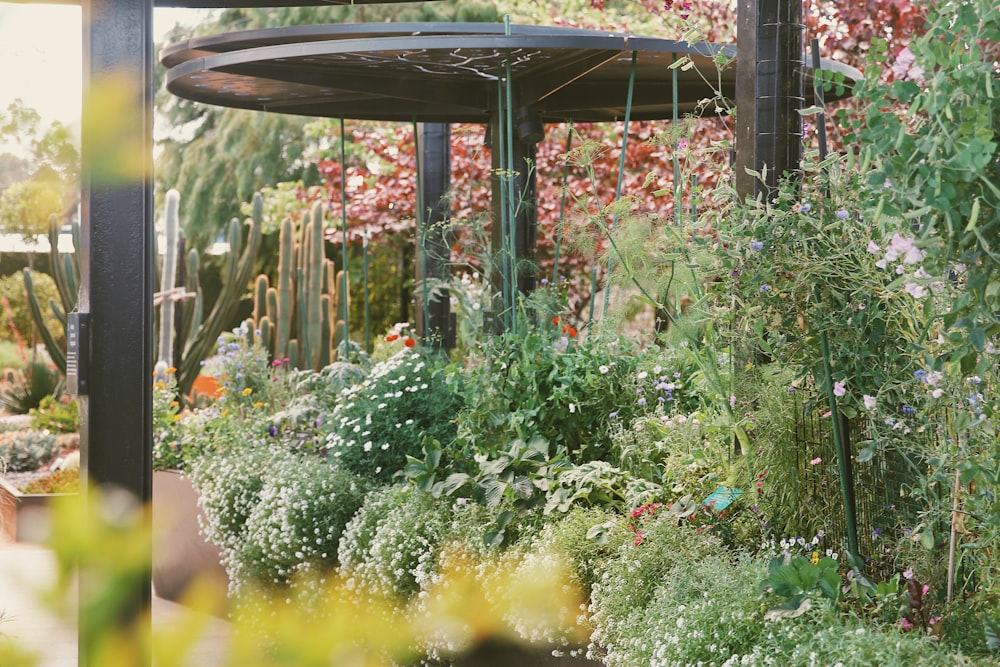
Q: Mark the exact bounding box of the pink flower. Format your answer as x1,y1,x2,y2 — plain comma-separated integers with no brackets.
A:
810,457,822,466
833,381,846,397
863,394,877,410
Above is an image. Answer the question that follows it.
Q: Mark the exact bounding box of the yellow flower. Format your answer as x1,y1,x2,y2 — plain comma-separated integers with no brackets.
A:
811,551,820,565
153,381,166,390
166,366,177,374
241,387,253,396
173,415,182,423
169,401,179,408
253,401,264,409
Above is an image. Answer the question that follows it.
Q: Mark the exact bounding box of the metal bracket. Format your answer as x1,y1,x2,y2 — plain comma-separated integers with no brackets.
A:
66,312,90,396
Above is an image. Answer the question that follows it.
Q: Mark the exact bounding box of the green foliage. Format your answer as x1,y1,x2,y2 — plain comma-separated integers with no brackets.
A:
589,508,724,653
28,394,79,433
0,429,58,472
235,453,364,590
527,505,630,596
338,485,451,602
458,327,645,463
0,361,61,414
324,348,462,484
0,177,64,240
850,0,1000,360
0,271,61,348
19,467,79,494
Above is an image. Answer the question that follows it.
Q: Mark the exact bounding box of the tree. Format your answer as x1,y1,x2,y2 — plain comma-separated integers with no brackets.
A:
0,100,80,242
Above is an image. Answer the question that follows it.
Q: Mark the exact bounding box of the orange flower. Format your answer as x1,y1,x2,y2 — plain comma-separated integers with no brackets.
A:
404,337,417,348
562,324,578,337
385,333,399,342
552,316,560,325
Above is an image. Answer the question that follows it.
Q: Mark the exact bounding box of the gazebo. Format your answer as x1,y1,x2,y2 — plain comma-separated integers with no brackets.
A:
71,2,857,666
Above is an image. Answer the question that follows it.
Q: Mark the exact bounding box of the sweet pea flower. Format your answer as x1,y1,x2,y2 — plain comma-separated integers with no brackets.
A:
863,394,876,410
833,381,846,397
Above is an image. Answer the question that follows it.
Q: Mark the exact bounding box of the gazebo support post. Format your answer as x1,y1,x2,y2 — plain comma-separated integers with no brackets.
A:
415,122,455,350
487,112,540,334
80,1,155,665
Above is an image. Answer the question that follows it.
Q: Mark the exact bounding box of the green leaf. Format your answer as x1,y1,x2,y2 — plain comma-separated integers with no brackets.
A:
764,595,811,621
857,442,877,463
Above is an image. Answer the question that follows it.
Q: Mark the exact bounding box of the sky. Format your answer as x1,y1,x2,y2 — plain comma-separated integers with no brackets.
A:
0,3,213,139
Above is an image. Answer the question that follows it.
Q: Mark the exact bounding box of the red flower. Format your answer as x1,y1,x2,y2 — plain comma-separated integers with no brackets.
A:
552,316,560,325
562,324,578,337
403,337,417,348
385,334,399,342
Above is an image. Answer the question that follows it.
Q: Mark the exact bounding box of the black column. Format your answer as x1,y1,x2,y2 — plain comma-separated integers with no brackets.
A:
735,0,804,201
415,123,454,350
488,109,540,333
81,0,154,664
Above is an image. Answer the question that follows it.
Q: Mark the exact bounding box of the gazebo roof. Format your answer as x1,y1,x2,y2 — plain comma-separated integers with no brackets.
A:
162,22,861,124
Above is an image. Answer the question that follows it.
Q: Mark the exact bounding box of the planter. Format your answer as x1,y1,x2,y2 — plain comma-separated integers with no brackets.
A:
152,469,227,602
0,476,75,544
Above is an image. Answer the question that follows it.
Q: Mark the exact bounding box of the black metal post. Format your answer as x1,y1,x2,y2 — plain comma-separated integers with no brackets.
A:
754,0,804,198
415,122,454,350
81,1,154,665
488,113,539,332
734,0,758,200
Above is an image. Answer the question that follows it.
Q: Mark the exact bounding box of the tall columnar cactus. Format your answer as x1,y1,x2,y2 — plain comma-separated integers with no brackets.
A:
251,203,349,371
24,190,263,397
158,190,181,368
23,214,79,374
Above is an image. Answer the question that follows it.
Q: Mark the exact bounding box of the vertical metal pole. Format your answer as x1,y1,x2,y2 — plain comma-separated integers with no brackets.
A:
415,122,453,350
754,0,804,198
734,0,759,201
81,0,154,665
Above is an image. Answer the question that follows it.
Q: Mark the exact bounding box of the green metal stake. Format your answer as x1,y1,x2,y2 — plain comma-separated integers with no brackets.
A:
602,50,638,320
362,230,370,353
503,14,518,335
820,327,861,563
414,120,430,342
339,117,350,350
552,123,574,286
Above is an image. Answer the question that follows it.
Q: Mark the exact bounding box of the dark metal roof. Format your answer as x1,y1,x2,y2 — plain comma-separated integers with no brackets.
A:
162,23,862,123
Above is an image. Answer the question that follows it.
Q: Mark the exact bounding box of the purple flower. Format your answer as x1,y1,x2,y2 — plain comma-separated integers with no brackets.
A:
637,397,647,406
760,284,770,293
799,203,812,213
750,240,764,251
836,209,850,220
901,405,916,415
267,424,279,437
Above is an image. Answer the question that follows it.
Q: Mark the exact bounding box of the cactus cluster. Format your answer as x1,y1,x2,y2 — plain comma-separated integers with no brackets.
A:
23,189,263,398
251,203,348,371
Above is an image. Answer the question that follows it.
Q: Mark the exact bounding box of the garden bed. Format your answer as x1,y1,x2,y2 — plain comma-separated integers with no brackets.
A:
0,474,76,544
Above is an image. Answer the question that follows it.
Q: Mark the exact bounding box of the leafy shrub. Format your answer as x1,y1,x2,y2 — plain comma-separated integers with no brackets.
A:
190,446,274,556
338,484,450,602
0,430,58,472
234,451,364,590
588,509,723,663
324,349,462,483
29,394,79,433
0,362,62,415
19,467,79,494
458,329,645,463
268,361,369,450
527,505,630,597
607,552,769,667
194,444,365,594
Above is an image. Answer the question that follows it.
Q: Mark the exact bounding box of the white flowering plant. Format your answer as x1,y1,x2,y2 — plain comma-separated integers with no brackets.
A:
323,348,463,484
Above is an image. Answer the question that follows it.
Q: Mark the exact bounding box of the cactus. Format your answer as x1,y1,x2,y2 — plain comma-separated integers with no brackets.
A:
24,190,263,397
250,202,349,371
158,190,181,368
